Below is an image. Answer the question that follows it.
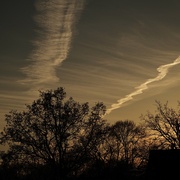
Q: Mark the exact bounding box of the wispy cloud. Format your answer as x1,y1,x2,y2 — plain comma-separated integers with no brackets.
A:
106,56,180,115
19,0,85,92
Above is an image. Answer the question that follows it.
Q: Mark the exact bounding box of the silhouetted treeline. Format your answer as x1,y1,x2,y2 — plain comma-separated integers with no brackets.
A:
0,87,180,180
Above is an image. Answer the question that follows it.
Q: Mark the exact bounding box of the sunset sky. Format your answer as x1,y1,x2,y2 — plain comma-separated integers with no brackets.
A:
1,0,180,131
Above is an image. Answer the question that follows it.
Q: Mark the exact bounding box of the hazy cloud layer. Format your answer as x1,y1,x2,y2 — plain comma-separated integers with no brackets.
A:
1,0,180,126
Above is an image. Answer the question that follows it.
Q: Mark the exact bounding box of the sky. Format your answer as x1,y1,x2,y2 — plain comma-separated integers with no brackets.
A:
1,0,180,131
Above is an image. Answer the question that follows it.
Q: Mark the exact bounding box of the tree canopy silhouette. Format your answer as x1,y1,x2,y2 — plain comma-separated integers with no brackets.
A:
1,87,171,180
0,87,108,179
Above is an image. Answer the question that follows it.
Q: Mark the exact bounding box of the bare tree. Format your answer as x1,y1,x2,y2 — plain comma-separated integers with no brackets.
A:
141,100,180,149
107,120,146,166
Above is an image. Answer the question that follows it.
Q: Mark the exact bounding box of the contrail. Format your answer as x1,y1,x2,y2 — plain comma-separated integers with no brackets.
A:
19,0,85,91
106,56,180,115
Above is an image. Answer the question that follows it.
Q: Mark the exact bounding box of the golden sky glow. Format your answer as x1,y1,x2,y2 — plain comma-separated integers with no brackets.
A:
0,0,180,130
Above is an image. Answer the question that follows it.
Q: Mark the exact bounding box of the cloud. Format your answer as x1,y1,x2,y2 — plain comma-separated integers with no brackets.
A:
19,0,85,91
106,56,180,115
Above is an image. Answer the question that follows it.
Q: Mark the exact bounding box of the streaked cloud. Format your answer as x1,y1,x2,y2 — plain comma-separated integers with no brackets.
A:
19,0,85,92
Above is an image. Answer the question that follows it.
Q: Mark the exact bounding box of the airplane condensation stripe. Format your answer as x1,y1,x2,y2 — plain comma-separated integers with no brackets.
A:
106,56,180,115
